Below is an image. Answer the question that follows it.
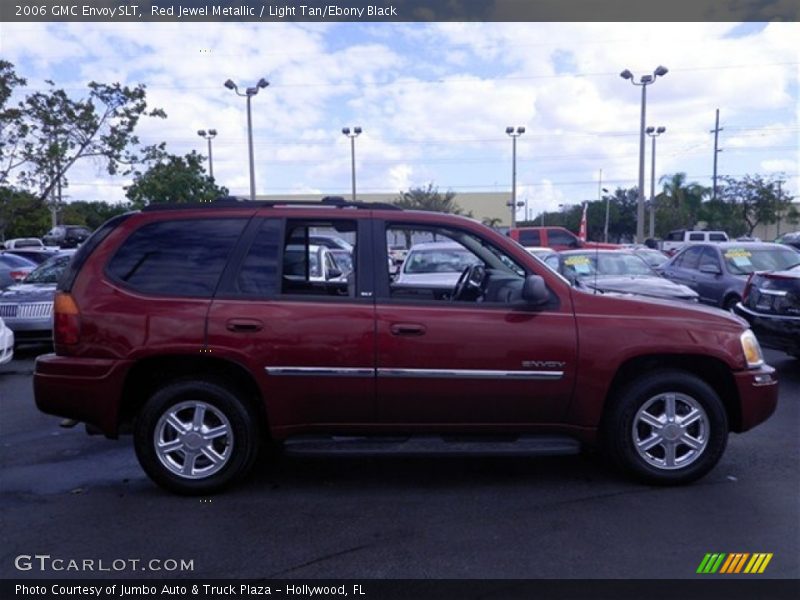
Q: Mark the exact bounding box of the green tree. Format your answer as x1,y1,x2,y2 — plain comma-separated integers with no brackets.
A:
125,149,228,209
654,172,709,236
1,67,166,202
59,200,131,230
0,60,28,181
716,174,795,236
0,186,50,240
394,183,470,216
482,216,503,228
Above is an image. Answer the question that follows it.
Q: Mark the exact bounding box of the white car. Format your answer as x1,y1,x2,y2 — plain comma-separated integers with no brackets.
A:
394,241,482,290
0,316,13,365
3,237,44,250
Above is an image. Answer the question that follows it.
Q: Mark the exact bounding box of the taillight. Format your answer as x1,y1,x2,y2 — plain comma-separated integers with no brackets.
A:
53,292,81,346
9,270,28,281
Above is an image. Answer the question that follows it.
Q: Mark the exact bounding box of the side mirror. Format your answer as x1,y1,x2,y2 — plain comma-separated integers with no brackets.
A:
522,274,549,305
699,264,721,275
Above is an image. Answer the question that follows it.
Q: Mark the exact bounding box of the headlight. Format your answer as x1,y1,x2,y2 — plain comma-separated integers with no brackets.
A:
740,329,764,369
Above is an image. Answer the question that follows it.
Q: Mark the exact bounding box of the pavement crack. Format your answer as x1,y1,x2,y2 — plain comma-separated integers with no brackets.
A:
266,542,375,577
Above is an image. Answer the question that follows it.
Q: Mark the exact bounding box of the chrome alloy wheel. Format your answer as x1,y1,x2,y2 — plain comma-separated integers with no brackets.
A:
154,401,233,479
632,392,709,470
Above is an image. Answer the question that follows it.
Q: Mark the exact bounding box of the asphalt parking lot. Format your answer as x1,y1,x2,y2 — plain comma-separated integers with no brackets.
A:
1,346,798,581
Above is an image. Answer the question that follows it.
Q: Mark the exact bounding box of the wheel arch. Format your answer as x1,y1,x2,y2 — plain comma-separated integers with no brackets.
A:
602,354,741,433
119,355,268,437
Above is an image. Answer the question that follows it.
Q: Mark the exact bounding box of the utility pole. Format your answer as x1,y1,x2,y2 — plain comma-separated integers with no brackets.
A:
711,108,723,201
777,180,783,236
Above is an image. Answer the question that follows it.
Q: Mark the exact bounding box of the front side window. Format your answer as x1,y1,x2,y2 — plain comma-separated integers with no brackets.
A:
387,224,529,304
548,229,579,247
107,218,246,297
518,230,541,246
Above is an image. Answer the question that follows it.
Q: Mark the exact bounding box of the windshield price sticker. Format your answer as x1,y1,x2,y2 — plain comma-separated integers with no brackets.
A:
724,249,752,258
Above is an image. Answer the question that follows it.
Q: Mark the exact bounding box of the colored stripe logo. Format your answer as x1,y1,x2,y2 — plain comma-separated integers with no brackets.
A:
697,553,773,574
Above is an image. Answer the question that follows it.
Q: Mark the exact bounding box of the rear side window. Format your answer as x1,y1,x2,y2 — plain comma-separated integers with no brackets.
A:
709,233,727,241
518,230,541,246
688,232,704,241
107,219,246,297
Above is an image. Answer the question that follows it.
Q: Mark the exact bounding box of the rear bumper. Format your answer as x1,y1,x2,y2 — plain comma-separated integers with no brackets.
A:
734,303,800,355
34,354,132,437
732,364,779,432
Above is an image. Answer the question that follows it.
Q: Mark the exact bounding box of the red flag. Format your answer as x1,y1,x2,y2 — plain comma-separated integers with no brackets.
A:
578,202,588,242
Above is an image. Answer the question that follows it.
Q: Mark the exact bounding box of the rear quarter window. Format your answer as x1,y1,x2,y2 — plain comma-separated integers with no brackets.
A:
107,218,246,297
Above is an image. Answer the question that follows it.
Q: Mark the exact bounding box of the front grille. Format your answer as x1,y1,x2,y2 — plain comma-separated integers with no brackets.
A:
0,302,52,319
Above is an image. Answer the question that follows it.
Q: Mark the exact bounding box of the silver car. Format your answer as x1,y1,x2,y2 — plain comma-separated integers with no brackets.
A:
0,251,74,343
394,241,482,291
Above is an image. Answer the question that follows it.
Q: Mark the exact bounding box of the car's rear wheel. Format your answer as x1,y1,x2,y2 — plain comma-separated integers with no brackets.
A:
604,370,728,485
134,380,260,495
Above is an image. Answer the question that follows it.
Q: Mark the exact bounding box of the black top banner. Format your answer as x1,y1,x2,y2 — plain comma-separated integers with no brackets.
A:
1,0,798,23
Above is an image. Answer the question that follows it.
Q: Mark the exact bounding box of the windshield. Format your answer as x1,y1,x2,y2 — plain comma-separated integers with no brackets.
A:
403,247,481,274
563,252,654,278
723,247,800,275
23,254,71,284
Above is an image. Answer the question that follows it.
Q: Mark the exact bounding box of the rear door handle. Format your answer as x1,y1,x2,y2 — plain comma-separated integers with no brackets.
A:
390,323,426,336
226,318,263,333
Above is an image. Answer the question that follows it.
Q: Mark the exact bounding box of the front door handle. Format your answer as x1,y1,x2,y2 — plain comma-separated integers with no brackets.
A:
226,318,263,333
390,323,426,336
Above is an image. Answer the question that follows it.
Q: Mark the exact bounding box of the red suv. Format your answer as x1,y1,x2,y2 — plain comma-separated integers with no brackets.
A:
34,198,779,494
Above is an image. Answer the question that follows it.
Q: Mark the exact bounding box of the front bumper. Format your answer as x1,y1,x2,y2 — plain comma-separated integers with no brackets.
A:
34,354,132,437
732,364,779,432
734,303,800,355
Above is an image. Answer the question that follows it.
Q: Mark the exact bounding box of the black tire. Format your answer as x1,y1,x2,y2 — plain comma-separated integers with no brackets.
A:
722,295,740,311
134,379,261,495
603,369,728,485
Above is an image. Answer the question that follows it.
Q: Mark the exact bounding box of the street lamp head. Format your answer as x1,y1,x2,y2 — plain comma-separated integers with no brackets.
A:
342,127,350,135
354,126,362,135
640,74,654,84
197,129,206,137
602,188,609,193
654,65,669,78
517,126,526,134
620,69,634,80
657,126,666,134
208,129,217,137
257,78,269,89
505,126,514,134
645,126,655,134
223,79,236,90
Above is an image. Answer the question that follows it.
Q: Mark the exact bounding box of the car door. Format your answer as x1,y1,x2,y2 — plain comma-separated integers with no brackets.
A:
374,220,578,425
694,246,725,305
207,215,376,432
664,246,704,291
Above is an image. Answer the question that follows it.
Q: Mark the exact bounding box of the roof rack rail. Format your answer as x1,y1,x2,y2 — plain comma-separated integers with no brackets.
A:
142,196,402,212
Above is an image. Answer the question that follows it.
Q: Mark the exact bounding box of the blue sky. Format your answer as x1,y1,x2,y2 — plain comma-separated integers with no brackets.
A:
1,21,797,219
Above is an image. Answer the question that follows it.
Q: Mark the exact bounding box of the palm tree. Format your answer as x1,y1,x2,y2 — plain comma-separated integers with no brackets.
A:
657,172,709,233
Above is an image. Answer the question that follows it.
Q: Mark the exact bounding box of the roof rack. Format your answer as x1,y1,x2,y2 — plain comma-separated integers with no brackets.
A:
141,195,401,212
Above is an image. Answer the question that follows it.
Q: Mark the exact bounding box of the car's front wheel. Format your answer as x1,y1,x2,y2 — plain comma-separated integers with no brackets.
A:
134,380,260,495
604,370,728,485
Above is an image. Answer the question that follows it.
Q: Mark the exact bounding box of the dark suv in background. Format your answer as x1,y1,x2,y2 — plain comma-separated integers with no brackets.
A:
34,198,778,494
43,225,92,248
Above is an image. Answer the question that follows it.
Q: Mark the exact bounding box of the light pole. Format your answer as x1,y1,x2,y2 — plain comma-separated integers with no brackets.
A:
620,65,668,243
196,129,217,180
646,126,666,239
342,127,362,201
224,77,268,200
505,126,525,228
601,187,610,243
